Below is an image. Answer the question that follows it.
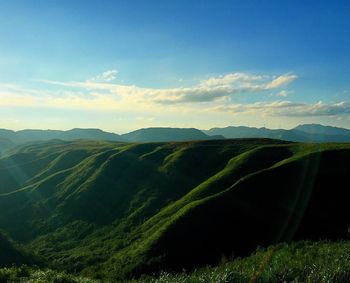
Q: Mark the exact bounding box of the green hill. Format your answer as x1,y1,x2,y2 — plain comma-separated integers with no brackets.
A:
0,139,349,279
0,137,14,155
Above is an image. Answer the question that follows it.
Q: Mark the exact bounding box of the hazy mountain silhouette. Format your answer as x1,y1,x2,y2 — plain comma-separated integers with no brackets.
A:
1,124,350,152
204,124,350,142
294,123,350,136
0,128,124,146
121,127,224,142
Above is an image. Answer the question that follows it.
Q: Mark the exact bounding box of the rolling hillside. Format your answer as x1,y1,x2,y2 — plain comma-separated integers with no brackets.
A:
0,139,349,280
0,137,14,155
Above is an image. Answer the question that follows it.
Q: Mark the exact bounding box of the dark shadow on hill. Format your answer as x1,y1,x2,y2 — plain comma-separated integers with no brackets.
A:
136,148,350,276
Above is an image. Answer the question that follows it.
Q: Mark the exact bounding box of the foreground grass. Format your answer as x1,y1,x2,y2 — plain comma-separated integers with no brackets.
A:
2,241,350,283
133,241,350,283
0,265,100,283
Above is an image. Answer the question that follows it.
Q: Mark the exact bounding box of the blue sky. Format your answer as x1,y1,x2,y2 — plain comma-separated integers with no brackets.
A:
0,0,349,132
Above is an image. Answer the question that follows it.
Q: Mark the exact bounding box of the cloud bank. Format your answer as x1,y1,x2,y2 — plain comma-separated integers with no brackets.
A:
0,71,348,122
40,72,297,105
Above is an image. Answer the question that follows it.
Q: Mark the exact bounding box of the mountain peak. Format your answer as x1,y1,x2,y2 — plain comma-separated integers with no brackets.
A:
294,124,350,136
121,127,223,142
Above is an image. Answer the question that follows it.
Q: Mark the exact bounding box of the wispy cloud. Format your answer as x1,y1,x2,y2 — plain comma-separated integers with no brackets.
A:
199,73,264,87
87,70,118,83
214,101,350,117
151,73,297,104
277,90,289,97
264,74,297,89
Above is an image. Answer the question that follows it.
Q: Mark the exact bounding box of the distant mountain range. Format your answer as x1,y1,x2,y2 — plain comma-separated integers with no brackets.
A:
204,123,350,142
1,124,350,154
121,127,223,142
0,128,123,144
0,127,222,154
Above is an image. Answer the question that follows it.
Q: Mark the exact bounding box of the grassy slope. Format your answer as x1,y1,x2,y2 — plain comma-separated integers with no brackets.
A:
0,137,14,156
134,240,350,283
0,265,101,283
102,143,350,279
0,140,118,194
2,240,350,283
0,139,349,280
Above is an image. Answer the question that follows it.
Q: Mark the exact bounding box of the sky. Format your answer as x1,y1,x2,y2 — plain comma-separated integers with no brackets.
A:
0,0,349,133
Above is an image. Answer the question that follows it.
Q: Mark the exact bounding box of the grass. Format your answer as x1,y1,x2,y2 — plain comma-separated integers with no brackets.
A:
2,241,350,283
134,241,350,283
0,265,100,283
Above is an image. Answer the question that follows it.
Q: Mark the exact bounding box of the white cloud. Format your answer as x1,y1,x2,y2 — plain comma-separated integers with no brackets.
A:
150,73,297,104
277,90,289,97
1,75,349,132
12,72,285,114
199,73,263,87
264,74,297,89
87,70,118,83
41,72,297,105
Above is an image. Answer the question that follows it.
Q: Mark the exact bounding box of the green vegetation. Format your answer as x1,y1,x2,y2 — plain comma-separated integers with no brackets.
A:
0,265,100,283
2,241,350,283
136,240,350,283
0,138,349,280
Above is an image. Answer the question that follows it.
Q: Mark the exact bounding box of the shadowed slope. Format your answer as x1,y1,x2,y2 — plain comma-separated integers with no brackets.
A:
0,232,36,267
119,145,350,277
